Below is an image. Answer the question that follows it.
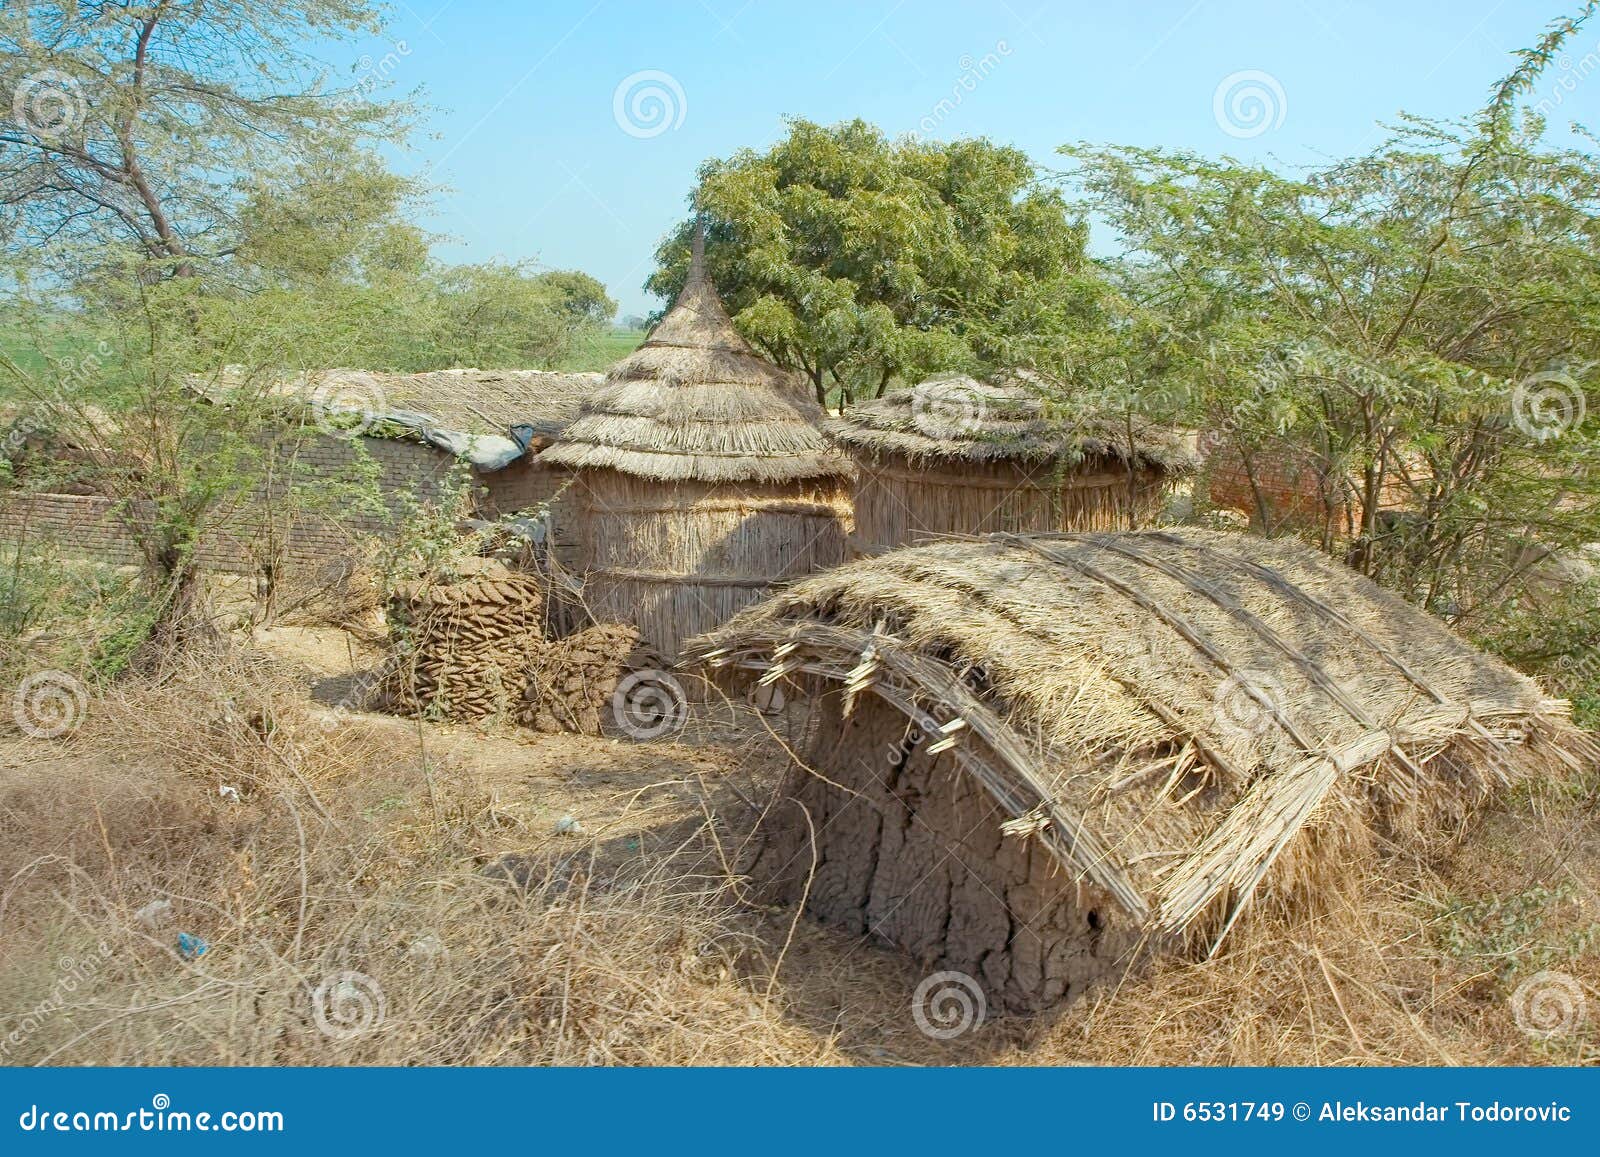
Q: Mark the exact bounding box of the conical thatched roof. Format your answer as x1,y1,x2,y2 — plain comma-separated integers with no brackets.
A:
540,231,851,485
687,529,1592,944
828,370,1196,472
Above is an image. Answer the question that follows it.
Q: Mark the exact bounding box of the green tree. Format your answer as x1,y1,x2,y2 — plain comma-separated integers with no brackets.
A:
0,0,415,284
1056,10,1600,646
0,0,417,654
647,118,1095,405
422,261,615,370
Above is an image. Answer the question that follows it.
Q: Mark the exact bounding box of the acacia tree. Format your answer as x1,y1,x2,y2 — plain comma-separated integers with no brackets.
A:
0,1,419,654
1057,9,1600,643
0,0,414,283
646,118,1098,405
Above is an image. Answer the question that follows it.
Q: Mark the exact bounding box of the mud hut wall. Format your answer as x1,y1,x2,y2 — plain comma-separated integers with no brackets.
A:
849,450,1168,553
572,469,851,657
749,689,1142,1013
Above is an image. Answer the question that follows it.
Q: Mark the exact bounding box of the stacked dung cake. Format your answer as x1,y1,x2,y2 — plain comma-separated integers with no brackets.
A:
376,557,544,722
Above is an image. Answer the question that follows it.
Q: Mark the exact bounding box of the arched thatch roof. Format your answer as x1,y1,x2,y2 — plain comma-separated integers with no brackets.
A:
687,529,1591,944
828,371,1196,473
540,237,851,485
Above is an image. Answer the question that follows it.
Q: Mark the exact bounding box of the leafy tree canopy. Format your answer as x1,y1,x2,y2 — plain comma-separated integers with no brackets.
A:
646,118,1097,404
0,0,415,283
1057,106,1600,626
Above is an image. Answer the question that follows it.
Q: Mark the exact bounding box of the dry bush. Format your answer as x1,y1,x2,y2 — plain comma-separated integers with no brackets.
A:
2,647,1595,1066
1017,769,1600,1067
0,649,841,1066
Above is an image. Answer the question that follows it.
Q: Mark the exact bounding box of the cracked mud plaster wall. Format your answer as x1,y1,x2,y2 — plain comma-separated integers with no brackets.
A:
747,690,1145,1014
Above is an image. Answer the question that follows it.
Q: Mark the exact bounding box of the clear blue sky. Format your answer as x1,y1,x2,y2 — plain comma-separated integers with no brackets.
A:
342,1,1598,319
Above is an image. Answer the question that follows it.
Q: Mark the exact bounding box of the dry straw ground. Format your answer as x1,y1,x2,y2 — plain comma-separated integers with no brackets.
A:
1,623,1596,1066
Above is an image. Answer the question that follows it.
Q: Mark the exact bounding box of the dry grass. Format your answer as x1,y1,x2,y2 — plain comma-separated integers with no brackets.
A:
1,641,1596,1067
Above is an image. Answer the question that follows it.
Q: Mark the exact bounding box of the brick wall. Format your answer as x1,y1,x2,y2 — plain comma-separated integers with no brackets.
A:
1206,441,1417,530
1,432,568,577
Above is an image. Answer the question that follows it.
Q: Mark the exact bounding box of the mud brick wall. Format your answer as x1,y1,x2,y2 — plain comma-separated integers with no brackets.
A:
1,433,571,577
1206,443,1415,529
0,491,138,567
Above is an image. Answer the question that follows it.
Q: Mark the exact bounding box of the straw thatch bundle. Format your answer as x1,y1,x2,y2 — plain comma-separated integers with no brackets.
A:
376,558,544,722
687,529,1593,1012
540,228,853,657
829,372,1196,554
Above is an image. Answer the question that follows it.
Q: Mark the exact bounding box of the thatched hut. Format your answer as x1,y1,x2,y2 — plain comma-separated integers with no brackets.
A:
828,372,1195,555
539,235,852,658
687,529,1591,1013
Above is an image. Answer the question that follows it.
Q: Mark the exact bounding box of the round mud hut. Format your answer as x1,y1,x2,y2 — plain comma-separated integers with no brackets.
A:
539,235,853,659
828,372,1195,555
687,529,1592,1014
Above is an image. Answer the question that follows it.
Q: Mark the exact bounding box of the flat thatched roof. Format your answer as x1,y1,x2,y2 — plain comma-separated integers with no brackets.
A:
267,368,601,442
828,371,1196,473
540,241,851,485
687,529,1591,945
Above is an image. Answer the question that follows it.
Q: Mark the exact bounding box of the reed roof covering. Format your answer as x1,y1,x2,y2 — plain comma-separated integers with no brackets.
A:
827,371,1196,473
540,240,851,485
688,529,1591,944
369,368,602,442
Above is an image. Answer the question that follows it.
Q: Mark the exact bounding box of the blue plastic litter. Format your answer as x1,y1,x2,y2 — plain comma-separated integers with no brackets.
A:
177,932,209,960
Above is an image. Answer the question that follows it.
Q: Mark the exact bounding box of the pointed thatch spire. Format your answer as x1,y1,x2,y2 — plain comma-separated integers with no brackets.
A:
540,218,851,484
689,213,706,277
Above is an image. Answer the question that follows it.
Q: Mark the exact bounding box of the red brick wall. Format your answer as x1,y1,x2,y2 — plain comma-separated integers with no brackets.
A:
1205,441,1415,530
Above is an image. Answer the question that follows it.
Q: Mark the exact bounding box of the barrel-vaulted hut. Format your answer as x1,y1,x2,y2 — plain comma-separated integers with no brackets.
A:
687,529,1591,1013
828,372,1195,555
539,235,853,659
